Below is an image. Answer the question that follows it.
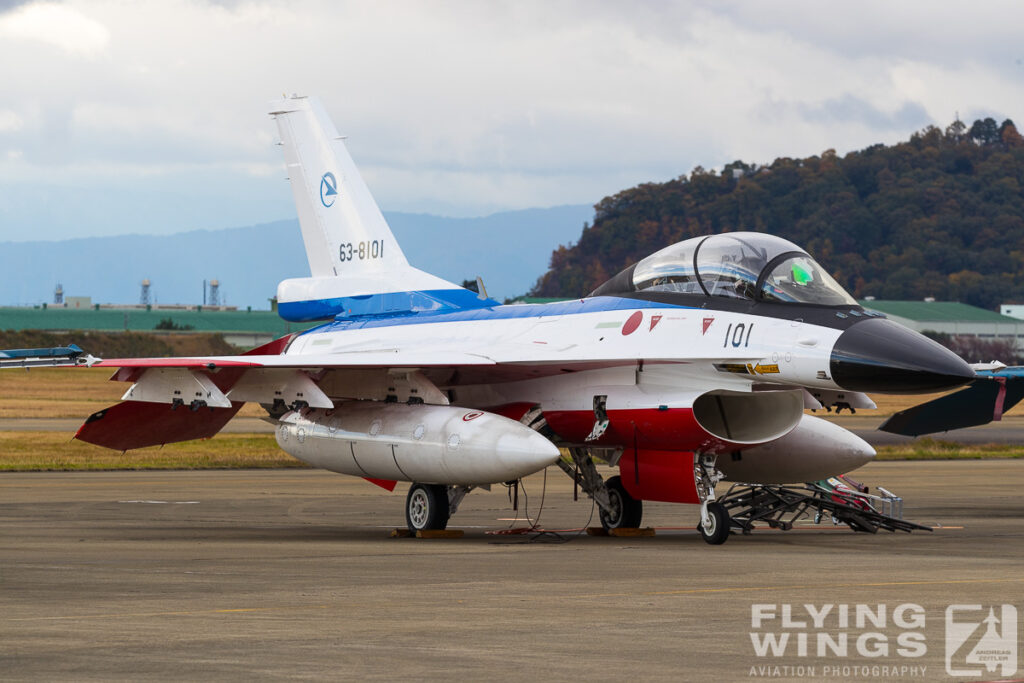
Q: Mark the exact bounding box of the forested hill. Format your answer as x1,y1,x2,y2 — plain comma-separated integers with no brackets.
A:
530,118,1024,311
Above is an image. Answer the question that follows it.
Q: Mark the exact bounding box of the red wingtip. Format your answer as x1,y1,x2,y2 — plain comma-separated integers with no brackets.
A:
75,401,243,451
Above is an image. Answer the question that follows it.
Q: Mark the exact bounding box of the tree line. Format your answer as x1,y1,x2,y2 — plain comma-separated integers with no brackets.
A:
530,117,1024,312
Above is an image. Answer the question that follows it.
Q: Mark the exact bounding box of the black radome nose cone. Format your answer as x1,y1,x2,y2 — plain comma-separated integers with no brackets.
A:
830,318,975,393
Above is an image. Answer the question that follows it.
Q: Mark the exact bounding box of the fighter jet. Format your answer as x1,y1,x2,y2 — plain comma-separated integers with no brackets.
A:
74,96,975,543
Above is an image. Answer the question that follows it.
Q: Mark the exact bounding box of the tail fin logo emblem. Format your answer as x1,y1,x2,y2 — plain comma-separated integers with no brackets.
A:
320,172,338,207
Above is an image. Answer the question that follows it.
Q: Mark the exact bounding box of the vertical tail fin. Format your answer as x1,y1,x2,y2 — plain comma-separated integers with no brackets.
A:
268,95,494,321
269,96,409,278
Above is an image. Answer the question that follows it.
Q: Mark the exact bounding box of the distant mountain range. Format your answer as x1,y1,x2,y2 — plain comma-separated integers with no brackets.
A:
0,205,592,310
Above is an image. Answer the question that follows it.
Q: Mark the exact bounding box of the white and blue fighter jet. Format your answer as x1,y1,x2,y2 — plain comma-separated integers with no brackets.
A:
75,96,975,543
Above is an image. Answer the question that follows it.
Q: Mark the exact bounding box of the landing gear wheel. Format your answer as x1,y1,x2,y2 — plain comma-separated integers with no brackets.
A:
405,483,450,532
699,502,730,545
600,476,643,531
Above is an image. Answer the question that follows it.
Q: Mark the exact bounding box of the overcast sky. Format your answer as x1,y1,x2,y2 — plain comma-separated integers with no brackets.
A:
1,0,1023,242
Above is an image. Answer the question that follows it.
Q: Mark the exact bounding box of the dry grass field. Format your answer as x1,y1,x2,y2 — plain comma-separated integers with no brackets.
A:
0,431,302,470
0,367,266,419
0,367,126,419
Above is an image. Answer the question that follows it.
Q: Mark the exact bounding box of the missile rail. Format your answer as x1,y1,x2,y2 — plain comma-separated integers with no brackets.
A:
717,482,932,535
0,344,96,369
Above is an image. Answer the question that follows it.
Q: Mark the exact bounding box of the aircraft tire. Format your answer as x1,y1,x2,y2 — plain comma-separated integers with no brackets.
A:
699,502,730,545
600,476,643,530
405,483,450,532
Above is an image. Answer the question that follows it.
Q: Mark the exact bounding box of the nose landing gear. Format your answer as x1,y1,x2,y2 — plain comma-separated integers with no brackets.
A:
698,502,730,544
696,453,731,545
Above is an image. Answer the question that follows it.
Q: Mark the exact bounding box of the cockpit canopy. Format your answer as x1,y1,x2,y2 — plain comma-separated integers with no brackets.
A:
629,232,857,306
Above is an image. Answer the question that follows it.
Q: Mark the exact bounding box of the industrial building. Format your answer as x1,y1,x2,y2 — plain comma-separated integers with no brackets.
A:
0,306,315,348
860,300,1024,352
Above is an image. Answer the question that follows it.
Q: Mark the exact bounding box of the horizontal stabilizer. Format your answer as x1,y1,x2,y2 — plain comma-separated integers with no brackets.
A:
879,374,1024,436
75,401,243,451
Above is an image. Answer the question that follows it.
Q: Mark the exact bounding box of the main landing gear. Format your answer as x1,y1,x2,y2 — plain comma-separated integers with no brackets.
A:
404,483,474,533
405,483,448,532
557,447,734,544
600,475,643,531
555,448,647,532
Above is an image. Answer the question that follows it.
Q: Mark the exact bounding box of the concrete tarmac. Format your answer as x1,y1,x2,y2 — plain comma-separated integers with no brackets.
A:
2,461,1024,681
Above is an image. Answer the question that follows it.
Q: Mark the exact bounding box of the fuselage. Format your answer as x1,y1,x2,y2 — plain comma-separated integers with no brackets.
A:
282,291,973,455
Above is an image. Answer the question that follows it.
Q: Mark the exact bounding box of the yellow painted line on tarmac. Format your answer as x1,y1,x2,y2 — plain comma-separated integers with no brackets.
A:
7,604,332,622
581,577,1024,600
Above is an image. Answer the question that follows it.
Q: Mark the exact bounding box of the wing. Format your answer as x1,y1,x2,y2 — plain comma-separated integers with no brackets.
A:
73,333,758,451
74,334,493,451
87,351,497,371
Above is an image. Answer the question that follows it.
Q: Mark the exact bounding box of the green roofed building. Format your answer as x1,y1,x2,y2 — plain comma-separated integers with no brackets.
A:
0,306,318,347
859,299,1024,351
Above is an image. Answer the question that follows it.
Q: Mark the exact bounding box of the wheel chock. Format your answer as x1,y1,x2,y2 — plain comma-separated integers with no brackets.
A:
415,529,465,539
610,527,656,537
586,527,655,537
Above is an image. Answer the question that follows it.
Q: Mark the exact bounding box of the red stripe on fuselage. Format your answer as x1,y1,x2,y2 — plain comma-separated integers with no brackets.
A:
542,408,737,453
483,402,537,422
619,449,700,504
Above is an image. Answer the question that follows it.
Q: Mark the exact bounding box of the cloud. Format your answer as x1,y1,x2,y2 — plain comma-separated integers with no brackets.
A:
0,109,23,131
3,0,1024,239
0,1,109,56
789,95,931,133
0,0,35,12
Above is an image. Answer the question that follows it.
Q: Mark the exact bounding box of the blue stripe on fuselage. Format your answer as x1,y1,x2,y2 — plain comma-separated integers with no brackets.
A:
300,296,691,335
279,288,499,323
